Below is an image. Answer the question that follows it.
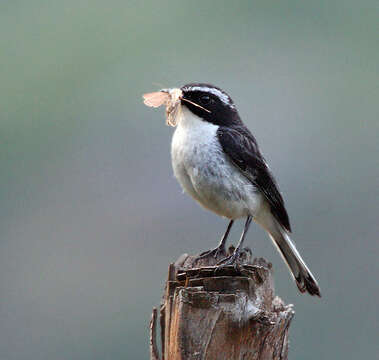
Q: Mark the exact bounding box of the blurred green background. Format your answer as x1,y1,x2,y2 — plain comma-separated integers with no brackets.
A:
1,1,378,359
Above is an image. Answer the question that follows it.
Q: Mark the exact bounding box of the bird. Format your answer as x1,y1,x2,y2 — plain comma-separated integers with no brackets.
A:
144,83,321,297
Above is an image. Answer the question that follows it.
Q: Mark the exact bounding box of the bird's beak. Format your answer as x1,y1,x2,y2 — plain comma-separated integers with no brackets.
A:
143,88,182,109
164,89,183,113
162,88,183,101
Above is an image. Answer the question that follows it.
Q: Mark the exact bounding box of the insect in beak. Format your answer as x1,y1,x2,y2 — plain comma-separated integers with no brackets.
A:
143,88,211,127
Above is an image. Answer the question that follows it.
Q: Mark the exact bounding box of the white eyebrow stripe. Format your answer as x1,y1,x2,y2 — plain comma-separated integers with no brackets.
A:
183,86,235,108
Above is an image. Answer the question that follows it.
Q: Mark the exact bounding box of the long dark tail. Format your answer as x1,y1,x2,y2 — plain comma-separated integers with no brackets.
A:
256,211,321,297
268,226,321,297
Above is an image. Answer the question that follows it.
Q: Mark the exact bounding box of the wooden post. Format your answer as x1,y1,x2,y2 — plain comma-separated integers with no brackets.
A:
150,248,295,360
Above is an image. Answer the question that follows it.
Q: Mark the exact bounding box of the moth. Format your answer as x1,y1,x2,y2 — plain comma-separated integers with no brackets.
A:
143,88,211,127
143,88,183,127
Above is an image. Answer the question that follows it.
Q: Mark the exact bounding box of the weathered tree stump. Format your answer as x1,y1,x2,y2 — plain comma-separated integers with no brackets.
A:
150,248,295,360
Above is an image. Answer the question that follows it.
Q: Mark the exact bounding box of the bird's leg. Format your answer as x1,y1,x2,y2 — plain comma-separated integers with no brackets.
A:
217,216,252,266
198,220,234,259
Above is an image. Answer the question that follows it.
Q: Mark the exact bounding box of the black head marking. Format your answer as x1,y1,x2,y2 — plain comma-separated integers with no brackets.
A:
180,83,241,126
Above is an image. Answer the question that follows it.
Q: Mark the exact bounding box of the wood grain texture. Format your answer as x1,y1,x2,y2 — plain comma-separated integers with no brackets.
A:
150,249,295,360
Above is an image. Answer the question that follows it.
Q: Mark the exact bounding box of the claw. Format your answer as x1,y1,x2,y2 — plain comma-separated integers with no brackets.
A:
198,245,226,260
217,248,241,266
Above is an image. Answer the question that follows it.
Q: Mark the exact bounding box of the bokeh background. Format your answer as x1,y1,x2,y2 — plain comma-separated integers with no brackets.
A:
1,1,378,359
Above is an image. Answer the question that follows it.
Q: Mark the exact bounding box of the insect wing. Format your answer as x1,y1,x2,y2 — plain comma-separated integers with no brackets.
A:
143,92,170,108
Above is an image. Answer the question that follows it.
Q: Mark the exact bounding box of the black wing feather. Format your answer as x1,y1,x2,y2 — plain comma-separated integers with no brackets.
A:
217,126,291,232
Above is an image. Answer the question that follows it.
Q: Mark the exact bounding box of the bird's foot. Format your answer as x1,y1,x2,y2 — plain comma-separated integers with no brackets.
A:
192,245,226,267
217,249,240,267
198,245,226,260
216,247,252,269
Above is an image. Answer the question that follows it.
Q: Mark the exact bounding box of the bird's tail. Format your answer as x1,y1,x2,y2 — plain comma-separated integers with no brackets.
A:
257,214,321,297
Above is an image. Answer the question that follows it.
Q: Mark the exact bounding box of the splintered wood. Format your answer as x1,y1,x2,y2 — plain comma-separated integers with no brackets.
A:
150,252,295,360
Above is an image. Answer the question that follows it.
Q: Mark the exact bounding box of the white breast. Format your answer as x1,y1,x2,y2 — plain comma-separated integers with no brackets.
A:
171,108,263,219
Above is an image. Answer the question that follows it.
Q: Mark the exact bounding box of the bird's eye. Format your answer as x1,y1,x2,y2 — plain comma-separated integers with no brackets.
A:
200,95,211,105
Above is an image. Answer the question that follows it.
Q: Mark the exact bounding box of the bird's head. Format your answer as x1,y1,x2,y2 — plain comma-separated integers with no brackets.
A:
143,83,241,127
180,83,241,126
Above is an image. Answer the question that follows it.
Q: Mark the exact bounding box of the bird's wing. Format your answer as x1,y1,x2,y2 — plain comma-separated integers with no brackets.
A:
217,126,291,232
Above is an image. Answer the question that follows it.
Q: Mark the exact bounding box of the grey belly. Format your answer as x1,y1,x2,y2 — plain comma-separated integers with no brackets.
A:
172,150,261,219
